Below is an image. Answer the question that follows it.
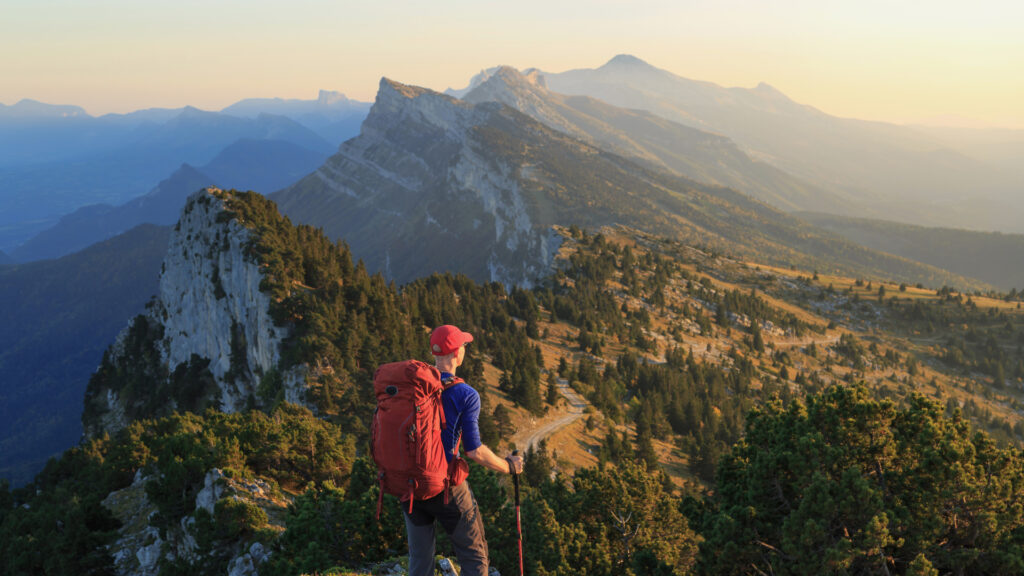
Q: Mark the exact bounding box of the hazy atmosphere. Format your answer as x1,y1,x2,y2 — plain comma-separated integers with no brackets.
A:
3,0,1022,128
5,3,1024,575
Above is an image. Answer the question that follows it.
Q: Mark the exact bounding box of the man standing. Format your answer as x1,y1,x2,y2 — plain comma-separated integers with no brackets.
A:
404,324,525,576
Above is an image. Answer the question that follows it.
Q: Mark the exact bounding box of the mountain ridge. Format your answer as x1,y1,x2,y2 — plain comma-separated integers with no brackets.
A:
797,211,1024,290
542,55,1024,232
9,164,216,262
275,75,988,291
461,65,848,213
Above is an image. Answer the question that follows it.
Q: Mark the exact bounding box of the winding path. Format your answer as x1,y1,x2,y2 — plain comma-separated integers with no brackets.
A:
519,379,588,452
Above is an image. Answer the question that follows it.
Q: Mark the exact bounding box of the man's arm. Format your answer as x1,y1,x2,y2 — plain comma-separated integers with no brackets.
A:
466,444,524,474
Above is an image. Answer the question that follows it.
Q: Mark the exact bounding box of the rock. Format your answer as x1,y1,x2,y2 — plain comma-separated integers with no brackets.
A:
84,189,305,436
227,552,257,576
195,468,226,514
249,541,269,563
155,190,290,412
438,557,458,576
135,528,163,575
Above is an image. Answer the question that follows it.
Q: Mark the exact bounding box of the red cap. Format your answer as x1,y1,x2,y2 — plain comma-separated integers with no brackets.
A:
430,325,474,356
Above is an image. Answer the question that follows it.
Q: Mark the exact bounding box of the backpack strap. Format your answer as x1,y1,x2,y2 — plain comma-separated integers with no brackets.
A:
439,374,465,506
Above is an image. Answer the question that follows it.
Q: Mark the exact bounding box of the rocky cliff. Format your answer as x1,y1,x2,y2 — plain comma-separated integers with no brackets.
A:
272,78,564,288
83,188,306,436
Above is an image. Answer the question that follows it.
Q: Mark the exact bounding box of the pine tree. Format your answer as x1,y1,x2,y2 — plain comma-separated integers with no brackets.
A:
545,371,561,407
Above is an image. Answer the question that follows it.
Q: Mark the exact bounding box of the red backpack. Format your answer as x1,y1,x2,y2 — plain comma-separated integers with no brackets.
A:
371,359,467,518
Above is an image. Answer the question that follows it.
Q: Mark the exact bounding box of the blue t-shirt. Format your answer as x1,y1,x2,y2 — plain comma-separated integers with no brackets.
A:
440,372,482,461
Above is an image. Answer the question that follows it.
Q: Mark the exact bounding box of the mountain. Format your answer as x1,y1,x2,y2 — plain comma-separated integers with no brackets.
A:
0,98,88,119
83,189,306,436
911,125,1024,182
461,66,846,213
797,212,1024,291
0,104,134,169
0,108,333,251
542,55,1024,232
9,164,216,262
9,136,327,263
129,106,335,160
273,77,985,290
0,251,12,266
0,224,169,487
221,90,371,146
197,138,328,194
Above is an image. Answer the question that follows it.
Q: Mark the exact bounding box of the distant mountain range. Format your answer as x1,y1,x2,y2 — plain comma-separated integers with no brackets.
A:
8,139,330,263
9,165,215,262
221,89,371,145
274,77,983,290
0,224,169,486
460,65,846,213
0,93,369,252
797,212,1024,291
532,55,1023,233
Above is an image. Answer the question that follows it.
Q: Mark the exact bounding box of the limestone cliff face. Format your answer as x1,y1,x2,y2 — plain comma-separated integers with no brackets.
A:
84,189,305,435
273,78,563,288
156,190,285,411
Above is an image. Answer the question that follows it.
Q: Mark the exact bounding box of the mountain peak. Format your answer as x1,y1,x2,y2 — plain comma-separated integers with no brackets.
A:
754,82,783,95
463,66,556,114
601,54,654,69
486,66,546,89
378,77,435,100
0,99,89,119
175,105,214,120
317,90,350,106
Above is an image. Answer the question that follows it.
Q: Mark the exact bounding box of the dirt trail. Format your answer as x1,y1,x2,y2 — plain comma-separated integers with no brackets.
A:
514,379,588,453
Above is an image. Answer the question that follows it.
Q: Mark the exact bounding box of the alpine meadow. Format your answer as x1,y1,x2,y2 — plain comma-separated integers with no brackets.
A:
2,5,1024,574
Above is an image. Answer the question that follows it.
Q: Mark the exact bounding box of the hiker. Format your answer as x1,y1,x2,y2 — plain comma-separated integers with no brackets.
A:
404,324,525,576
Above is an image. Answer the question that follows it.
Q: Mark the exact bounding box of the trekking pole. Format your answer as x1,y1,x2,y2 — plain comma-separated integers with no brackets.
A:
511,449,524,576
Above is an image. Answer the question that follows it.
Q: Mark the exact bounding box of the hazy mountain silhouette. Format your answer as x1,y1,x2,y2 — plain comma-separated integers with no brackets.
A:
0,108,333,251
797,212,1024,291
221,90,371,146
543,55,1023,232
9,165,215,262
198,138,328,194
460,66,848,213
0,224,169,486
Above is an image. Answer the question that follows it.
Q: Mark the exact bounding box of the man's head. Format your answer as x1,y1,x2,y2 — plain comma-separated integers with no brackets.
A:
430,324,474,368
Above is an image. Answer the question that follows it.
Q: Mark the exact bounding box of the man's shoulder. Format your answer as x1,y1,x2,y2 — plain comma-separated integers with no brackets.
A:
444,381,480,405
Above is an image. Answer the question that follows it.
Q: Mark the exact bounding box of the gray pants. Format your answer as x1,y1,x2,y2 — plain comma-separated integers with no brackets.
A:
404,481,489,576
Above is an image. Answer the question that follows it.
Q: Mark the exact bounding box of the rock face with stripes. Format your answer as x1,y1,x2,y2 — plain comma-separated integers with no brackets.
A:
83,189,306,436
273,77,567,288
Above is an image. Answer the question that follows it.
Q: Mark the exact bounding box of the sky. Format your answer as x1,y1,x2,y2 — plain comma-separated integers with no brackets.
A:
2,0,1022,128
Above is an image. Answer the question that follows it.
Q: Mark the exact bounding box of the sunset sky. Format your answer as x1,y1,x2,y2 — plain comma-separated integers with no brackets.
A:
3,0,1022,128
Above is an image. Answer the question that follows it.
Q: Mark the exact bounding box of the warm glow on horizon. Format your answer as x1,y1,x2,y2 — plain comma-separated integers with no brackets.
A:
2,0,1022,129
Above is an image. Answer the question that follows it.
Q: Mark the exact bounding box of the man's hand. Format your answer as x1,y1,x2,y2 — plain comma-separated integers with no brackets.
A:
506,453,524,475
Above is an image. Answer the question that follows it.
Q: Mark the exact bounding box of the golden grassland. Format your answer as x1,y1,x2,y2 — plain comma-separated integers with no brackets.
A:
471,226,1024,490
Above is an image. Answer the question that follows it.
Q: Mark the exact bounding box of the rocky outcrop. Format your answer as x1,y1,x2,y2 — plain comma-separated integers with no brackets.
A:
84,188,307,435
102,467,282,576
154,191,286,411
